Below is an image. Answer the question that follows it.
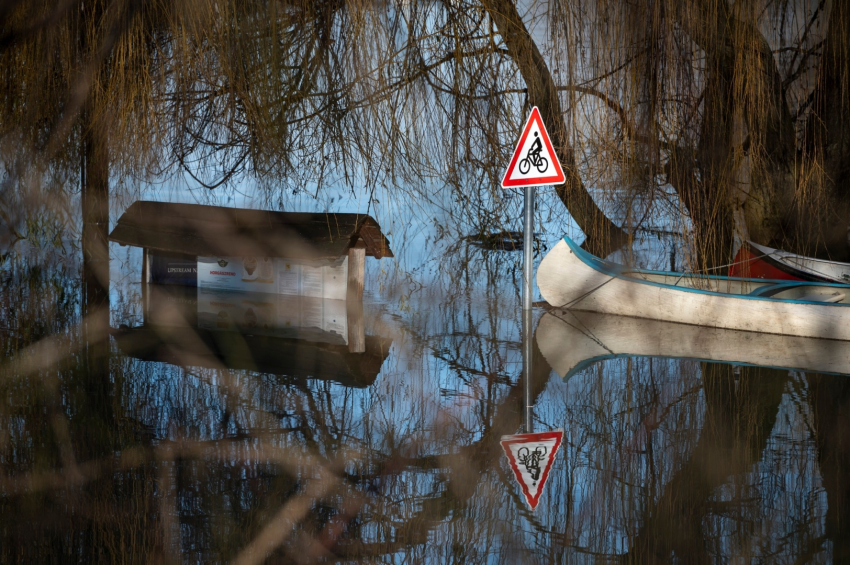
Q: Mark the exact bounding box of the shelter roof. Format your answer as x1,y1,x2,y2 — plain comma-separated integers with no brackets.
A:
108,201,393,260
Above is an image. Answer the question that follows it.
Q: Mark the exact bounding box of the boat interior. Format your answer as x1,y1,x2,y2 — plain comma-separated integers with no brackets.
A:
620,270,849,303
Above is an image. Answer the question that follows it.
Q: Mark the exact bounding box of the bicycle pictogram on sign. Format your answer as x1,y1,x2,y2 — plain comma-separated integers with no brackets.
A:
519,133,548,174
500,430,563,510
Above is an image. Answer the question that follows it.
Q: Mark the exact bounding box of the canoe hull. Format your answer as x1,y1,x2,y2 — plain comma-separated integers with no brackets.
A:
537,239,850,340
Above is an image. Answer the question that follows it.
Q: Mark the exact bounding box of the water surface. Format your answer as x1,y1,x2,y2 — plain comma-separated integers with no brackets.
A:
0,203,844,563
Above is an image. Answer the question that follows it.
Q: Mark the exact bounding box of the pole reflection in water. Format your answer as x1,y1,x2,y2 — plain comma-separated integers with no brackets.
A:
522,303,534,434
500,248,563,511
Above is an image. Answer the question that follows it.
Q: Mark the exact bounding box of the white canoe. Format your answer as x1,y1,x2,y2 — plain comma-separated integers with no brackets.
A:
536,309,850,381
537,237,850,340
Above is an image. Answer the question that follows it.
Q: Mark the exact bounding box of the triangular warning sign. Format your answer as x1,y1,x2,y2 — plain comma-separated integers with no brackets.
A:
501,107,566,188
500,430,564,510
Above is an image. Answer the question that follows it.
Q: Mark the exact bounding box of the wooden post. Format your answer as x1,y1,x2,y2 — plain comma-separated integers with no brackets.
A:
347,242,366,353
347,242,366,302
347,300,365,353
142,248,151,283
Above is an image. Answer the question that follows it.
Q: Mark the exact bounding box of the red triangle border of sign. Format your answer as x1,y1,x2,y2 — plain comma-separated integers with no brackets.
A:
501,107,566,188
500,430,564,510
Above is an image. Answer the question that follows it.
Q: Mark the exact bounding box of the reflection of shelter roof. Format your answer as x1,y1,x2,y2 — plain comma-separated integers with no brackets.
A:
108,201,393,260
113,326,392,388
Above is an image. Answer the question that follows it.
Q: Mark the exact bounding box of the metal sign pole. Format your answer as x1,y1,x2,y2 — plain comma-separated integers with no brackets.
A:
522,186,535,312
522,185,535,433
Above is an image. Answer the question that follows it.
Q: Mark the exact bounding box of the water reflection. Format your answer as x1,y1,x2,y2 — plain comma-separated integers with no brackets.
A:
537,309,850,379
114,286,392,388
537,310,839,563
1,240,849,561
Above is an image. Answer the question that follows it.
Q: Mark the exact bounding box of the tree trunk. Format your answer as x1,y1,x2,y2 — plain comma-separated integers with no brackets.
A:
480,0,628,257
669,2,796,268
733,19,796,250
800,1,850,260
693,48,737,271
81,105,110,315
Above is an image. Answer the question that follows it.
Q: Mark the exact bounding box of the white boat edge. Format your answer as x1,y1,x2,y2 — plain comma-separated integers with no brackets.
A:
536,309,850,381
747,240,850,282
537,237,850,341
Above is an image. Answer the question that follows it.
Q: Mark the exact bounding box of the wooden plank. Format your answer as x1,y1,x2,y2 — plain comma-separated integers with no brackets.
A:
347,244,366,302
347,243,366,353
142,247,151,283
142,247,150,315
358,224,391,259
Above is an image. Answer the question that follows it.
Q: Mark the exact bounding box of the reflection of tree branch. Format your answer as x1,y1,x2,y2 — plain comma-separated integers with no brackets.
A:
807,373,850,561
783,40,826,89
786,0,828,81
621,364,788,563
331,337,554,556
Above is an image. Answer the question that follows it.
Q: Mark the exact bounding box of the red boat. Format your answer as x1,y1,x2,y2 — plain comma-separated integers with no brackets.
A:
729,241,850,283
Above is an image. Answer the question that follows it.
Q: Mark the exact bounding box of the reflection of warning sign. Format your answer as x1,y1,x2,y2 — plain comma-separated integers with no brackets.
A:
500,430,564,510
501,107,566,188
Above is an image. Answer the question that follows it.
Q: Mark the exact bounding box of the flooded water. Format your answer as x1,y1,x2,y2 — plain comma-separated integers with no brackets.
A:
0,192,846,563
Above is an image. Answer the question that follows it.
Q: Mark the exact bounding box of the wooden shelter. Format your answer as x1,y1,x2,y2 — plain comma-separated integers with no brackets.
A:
110,201,393,353
109,201,393,303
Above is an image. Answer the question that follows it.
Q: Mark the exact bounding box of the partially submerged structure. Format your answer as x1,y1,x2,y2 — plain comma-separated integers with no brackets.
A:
109,200,393,298
109,201,394,354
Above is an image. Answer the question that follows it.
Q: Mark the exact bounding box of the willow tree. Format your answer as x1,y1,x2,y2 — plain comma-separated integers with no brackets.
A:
281,0,850,267
0,0,351,299
181,0,850,267
0,0,630,271
3,0,850,273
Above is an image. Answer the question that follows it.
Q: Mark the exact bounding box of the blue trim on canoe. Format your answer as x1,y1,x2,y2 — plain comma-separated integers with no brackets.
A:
562,236,850,306
562,353,848,382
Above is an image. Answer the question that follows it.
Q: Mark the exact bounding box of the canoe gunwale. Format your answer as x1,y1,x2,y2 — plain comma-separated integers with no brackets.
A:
562,237,850,307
